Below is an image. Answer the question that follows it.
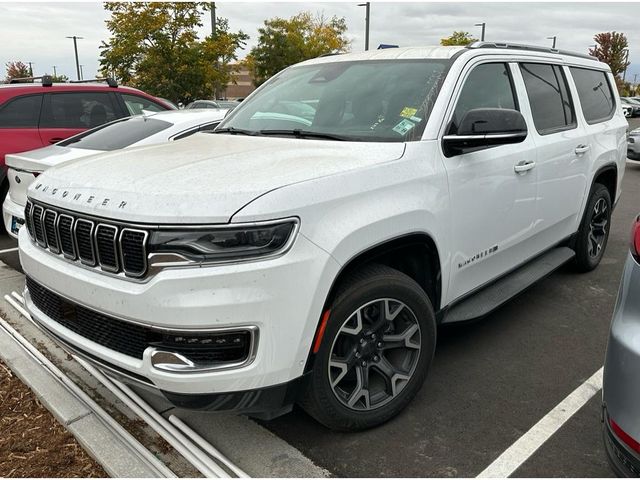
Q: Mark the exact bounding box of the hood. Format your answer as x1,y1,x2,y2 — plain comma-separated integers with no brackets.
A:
6,145,104,172
28,133,406,224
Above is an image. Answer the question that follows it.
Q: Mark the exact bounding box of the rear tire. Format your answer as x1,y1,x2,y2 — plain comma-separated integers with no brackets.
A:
573,183,611,272
301,264,436,431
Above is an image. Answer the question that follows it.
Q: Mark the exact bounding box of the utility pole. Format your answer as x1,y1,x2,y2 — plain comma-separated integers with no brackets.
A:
547,36,557,49
66,35,83,80
623,48,630,83
358,2,370,51
28,62,33,77
475,22,486,42
210,2,216,36
52,65,57,77
79,65,84,81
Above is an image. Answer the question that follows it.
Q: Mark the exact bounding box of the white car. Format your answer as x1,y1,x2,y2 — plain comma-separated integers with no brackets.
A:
3,109,227,237
19,42,626,431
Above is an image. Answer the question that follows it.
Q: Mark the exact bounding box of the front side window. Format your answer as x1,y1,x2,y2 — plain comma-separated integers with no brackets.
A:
59,116,172,150
449,63,518,134
570,67,615,124
0,94,42,128
520,63,576,134
41,92,118,129
218,59,451,142
121,94,166,115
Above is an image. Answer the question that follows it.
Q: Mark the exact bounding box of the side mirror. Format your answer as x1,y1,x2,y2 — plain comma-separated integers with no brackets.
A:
443,108,528,157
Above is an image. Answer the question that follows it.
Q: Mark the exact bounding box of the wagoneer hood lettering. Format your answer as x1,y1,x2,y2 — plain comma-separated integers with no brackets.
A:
27,134,406,224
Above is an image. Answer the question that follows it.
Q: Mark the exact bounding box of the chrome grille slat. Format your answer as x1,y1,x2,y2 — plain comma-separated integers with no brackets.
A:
32,205,46,247
43,209,60,253
96,224,119,272
27,200,149,278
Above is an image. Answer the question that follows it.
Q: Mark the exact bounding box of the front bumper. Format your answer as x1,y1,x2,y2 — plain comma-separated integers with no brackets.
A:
2,194,24,239
19,225,340,405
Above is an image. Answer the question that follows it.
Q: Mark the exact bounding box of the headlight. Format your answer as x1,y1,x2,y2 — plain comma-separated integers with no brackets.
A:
148,219,298,264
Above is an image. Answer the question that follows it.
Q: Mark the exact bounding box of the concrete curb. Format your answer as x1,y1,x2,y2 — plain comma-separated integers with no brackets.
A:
0,309,170,478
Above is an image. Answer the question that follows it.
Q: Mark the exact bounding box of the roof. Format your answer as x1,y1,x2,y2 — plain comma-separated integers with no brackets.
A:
0,82,142,92
299,42,606,69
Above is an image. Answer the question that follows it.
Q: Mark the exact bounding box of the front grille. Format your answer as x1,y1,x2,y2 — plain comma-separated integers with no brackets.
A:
27,277,252,365
25,200,148,277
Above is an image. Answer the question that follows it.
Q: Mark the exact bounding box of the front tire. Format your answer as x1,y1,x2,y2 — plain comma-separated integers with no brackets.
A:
574,183,612,272
301,264,436,431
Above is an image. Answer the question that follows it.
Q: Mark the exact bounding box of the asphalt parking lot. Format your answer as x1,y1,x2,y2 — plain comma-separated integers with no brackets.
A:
1,122,639,477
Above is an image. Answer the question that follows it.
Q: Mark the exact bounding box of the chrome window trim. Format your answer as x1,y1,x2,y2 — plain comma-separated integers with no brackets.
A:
95,223,119,273
74,218,96,266
57,214,77,260
43,209,60,254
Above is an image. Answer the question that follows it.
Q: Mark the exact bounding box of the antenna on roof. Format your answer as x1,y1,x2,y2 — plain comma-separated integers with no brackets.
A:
378,44,399,49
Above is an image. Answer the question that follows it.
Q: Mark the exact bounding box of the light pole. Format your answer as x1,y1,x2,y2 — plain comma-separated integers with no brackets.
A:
79,65,84,80
28,62,33,77
52,65,57,77
358,2,370,51
547,36,557,49
623,48,630,83
475,22,486,42
66,35,83,80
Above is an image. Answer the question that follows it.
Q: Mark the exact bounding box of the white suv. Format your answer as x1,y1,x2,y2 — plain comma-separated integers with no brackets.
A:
19,42,626,431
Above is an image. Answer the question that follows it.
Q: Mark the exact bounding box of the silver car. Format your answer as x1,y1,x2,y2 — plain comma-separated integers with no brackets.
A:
603,216,640,476
627,128,640,161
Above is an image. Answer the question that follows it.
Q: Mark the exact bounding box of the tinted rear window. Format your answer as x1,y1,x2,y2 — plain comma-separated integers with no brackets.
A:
570,67,615,124
520,63,576,134
41,92,118,128
0,94,42,128
59,116,172,150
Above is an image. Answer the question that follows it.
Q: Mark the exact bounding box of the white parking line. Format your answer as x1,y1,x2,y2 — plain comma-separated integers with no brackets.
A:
0,247,18,254
477,367,604,478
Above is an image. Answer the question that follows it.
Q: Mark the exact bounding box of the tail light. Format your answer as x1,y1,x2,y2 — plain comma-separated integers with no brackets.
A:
632,217,640,262
610,417,640,453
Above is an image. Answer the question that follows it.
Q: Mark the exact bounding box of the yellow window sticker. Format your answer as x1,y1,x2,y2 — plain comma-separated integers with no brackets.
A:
400,107,418,118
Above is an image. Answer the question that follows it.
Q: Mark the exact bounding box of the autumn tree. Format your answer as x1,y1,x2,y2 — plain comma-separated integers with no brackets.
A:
589,32,630,79
99,2,248,103
440,31,477,46
248,12,350,86
5,61,31,82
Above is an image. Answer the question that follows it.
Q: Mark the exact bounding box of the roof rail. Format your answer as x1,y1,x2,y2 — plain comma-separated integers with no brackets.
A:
9,75,53,86
467,41,596,61
69,77,118,87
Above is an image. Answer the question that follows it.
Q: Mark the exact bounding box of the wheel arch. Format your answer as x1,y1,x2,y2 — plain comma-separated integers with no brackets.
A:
592,163,618,205
305,232,442,371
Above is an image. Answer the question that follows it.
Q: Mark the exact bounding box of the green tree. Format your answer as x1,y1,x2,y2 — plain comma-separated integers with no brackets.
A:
440,31,477,46
248,12,350,86
589,32,630,80
51,73,69,83
5,61,31,82
99,2,248,103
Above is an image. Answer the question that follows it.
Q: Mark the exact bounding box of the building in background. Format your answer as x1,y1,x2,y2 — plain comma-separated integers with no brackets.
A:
223,64,254,100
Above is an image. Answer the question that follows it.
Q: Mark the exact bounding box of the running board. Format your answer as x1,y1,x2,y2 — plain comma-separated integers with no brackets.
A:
442,247,575,324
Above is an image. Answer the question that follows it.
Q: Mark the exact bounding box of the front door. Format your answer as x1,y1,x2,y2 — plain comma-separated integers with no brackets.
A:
442,61,539,302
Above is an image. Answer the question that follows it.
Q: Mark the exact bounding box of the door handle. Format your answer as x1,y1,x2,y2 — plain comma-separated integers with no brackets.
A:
575,144,591,155
48,137,64,144
514,161,536,174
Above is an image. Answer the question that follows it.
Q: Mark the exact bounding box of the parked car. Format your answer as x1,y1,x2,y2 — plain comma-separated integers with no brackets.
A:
627,128,640,160
603,216,640,477
3,108,227,237
0,77,173,228
185,99,240,110
621,98,640,117
19,42,626,431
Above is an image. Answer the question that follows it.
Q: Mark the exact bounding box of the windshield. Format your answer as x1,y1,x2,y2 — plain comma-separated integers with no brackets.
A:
58,116,173,151
218,59,450,142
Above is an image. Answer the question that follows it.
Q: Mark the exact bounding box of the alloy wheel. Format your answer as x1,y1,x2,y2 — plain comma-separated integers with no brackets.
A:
327,298,422,411
588,197,609,259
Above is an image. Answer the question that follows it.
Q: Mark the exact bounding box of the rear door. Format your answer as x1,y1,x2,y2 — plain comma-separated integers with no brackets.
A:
518,62,590,246
0,94,44,165
39,91,119,145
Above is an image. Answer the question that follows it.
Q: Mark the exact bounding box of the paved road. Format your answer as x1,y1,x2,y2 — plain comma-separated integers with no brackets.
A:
1,120,639,477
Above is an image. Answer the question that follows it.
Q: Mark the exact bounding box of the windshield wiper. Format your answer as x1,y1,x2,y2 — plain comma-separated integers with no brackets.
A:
258,129,349,141
211,127,261,136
